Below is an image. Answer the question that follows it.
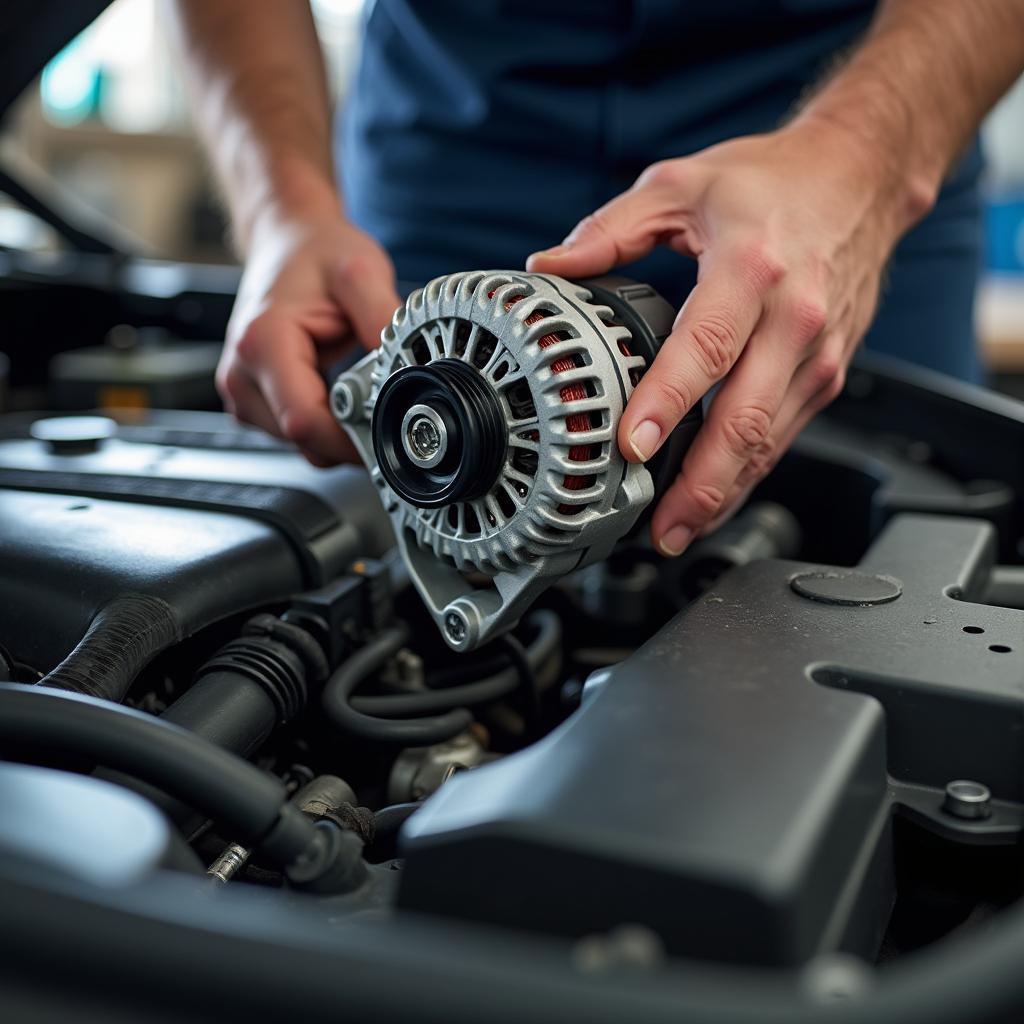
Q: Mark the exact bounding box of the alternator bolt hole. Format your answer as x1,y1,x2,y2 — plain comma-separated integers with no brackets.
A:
989,644,1012,654
963,625,985,634
444,612,467,645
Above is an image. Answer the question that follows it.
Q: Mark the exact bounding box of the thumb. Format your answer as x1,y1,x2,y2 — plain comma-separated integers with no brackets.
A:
526,162,696,277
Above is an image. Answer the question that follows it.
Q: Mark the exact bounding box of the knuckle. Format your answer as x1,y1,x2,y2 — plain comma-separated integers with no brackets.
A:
722,404,773,457
740,438,779,484
686,481,728,521
807,353,844,396
637,159,681,190
650,374,697,420
573,209,612,243
735,240,786,291
688,314,739,379
817,365,847,406
787,294,828,345
336,253,370,285
280,409,315,446
233,317,273,363
233,330,261,363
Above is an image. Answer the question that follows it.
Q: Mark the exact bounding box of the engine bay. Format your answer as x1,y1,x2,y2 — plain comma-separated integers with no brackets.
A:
2,315,1024,1020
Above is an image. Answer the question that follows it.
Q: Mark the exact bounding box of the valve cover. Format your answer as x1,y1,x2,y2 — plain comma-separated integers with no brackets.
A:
332,270,701,650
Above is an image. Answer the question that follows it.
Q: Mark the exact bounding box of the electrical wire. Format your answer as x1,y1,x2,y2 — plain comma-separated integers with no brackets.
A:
498,632,541,739
349,610,560,719
321,624,472,744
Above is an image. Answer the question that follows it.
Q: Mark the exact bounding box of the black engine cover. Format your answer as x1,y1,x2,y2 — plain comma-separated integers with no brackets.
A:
0,411,391,674
399,513,1024,964
397,357,1024,966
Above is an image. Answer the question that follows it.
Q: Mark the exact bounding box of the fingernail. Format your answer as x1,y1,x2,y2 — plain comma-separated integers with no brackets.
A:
529,243,571,261
628,419,662,461
658,524,693,557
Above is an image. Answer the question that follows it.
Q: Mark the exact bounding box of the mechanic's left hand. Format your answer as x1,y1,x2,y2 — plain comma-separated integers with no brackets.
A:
527,118,932,555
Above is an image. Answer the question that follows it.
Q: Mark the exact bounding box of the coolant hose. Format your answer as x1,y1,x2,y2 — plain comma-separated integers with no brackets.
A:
322,624,473,744
38,593,181,703
0,683,357,888
96,617,318,836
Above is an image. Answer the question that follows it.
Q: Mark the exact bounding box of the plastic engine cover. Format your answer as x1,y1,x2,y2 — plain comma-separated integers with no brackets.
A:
397,513,1024,965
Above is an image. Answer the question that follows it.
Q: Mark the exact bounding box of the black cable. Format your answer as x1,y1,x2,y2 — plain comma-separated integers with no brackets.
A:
499,633,541,738
350,610,561,718
0,683,318,870
351,673,517,717
321,624,472,744
423,652,511,689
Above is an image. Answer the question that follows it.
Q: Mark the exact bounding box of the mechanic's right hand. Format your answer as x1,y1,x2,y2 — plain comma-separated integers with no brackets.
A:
218,211,401,467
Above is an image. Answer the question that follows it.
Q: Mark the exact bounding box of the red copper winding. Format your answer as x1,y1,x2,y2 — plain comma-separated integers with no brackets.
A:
496,292,596,513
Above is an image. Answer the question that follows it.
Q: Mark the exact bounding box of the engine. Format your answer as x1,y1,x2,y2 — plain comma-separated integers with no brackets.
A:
2,278,1024,1022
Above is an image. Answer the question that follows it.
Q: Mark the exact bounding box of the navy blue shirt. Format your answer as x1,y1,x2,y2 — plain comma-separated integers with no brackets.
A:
340,1,984,381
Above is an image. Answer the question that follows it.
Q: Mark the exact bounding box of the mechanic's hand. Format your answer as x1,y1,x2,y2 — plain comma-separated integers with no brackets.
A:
219,211,401,466
528,119,928,555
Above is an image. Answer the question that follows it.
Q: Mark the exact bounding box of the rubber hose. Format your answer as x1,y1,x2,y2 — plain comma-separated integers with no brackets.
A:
322,625,472,744
500,632,540,737
352,672,516,718
38,593,181,703
95,624,313,841
0,683,317,868
423,652,512,689
350,610,561,718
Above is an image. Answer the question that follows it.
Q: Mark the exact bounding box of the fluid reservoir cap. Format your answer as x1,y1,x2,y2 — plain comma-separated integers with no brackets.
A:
791,571,902,606
30,415,117,454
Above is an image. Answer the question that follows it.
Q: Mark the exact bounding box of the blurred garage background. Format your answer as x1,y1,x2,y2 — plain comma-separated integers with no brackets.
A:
1,0,1022,406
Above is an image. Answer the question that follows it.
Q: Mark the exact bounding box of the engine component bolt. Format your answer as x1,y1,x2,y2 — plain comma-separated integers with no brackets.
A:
331,379,362,421
444,611,467,645
943,779,992,819
401,404,449,469
410,416,439,457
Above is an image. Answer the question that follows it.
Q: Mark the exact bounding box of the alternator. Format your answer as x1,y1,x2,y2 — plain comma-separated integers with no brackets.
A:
331,271,700,651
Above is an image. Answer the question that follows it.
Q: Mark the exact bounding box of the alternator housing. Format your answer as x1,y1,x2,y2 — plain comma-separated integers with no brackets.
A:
332,270,700,650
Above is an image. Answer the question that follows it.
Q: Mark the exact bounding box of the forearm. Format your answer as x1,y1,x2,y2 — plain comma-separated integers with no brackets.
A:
795,0,1024,225
164,0,340,253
